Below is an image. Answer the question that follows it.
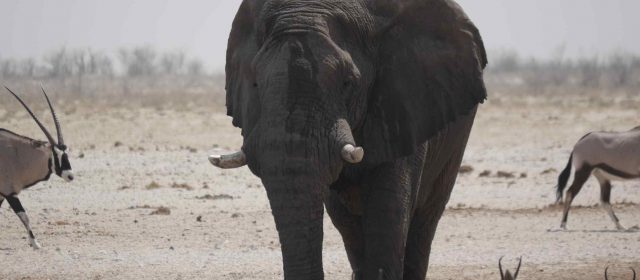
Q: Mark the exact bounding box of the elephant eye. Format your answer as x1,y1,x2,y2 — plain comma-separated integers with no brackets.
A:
253,82,258,88
342,79,355,91
342,76,359,93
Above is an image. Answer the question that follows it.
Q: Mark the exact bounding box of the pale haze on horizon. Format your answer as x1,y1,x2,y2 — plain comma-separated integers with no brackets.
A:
1,0,639,72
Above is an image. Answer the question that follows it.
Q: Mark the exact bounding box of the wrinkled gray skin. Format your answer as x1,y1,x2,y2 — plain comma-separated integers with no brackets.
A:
223,0,487,279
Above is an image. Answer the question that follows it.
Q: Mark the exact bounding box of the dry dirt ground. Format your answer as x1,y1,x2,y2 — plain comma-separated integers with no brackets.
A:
1,92,639,279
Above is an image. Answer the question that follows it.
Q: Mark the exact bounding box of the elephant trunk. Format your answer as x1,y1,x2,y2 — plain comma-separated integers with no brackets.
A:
262,175,325,280
239,95,361,279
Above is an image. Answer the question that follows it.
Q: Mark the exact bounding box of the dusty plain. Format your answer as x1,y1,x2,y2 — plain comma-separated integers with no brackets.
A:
1,91,639,280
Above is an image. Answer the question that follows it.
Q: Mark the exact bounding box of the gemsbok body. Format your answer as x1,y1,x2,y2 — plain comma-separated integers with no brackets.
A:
499,256,522,280
556,127,640,230
1,86,74,248
605,266,637,280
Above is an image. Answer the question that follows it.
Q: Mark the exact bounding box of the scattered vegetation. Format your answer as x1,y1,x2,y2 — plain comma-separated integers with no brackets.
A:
487,49,640,95
150,207,171,216
145,181,162,190
459,165,474,174
196,194,234,200
171,183,194,191
496,171,516,179
0,46,224,111
2,47,638,112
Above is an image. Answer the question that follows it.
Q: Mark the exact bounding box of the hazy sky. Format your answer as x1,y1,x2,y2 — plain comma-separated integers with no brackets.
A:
1,0,639,72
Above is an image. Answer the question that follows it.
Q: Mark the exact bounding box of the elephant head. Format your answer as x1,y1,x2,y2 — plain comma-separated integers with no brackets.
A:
212,0,487,278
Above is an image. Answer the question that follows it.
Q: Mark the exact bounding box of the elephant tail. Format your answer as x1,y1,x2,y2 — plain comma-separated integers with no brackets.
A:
556,153,573,203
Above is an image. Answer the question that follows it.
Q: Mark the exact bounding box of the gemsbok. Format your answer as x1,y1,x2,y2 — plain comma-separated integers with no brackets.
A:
499,256,522,280
1,86,74,248
605,266,637,280
556,127,640,230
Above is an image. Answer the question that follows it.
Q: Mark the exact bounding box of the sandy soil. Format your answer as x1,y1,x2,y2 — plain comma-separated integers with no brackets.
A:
1,92,639,279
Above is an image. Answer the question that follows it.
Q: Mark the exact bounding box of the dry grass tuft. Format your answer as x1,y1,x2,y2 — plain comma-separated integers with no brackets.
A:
496,171,516,179
459,165,474,174
171,183,194,191
150,207,171,216
196,194,234,200
145,181,162,190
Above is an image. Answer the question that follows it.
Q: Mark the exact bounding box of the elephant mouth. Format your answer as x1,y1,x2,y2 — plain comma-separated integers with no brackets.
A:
209,143,363,169
209,118,365,170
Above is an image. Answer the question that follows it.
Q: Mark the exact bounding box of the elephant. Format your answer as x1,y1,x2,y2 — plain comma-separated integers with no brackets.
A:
209,0,487,279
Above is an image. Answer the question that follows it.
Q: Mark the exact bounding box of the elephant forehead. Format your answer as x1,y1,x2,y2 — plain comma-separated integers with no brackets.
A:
260,0,368,37
267,13,330,38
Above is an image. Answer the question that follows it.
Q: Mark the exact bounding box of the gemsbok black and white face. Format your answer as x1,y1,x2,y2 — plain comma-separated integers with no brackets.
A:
38,85,74,183
53,144,74,182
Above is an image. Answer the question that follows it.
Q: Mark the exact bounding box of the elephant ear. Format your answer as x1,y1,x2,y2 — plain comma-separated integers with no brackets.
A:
361,0,487,163
226,0,267,137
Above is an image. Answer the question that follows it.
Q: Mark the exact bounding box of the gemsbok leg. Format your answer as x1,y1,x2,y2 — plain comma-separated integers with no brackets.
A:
5,195,41,249
560,165,592,230
596,175,625,230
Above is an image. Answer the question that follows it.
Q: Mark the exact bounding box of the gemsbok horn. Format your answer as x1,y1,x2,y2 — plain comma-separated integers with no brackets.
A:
1,86,74,249
605,266,637,280
499,256,522,280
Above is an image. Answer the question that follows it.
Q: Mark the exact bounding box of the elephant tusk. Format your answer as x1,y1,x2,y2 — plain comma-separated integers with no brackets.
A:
209,151,247,169
341,144,364,163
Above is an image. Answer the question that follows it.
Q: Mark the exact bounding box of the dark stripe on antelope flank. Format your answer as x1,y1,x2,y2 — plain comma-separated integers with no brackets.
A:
594,163,640,180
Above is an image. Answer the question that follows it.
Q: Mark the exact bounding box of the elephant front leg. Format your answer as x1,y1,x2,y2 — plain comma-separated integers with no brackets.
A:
326,191,365,278
361,163,416,280
403,155,464,280
5,195,41,249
